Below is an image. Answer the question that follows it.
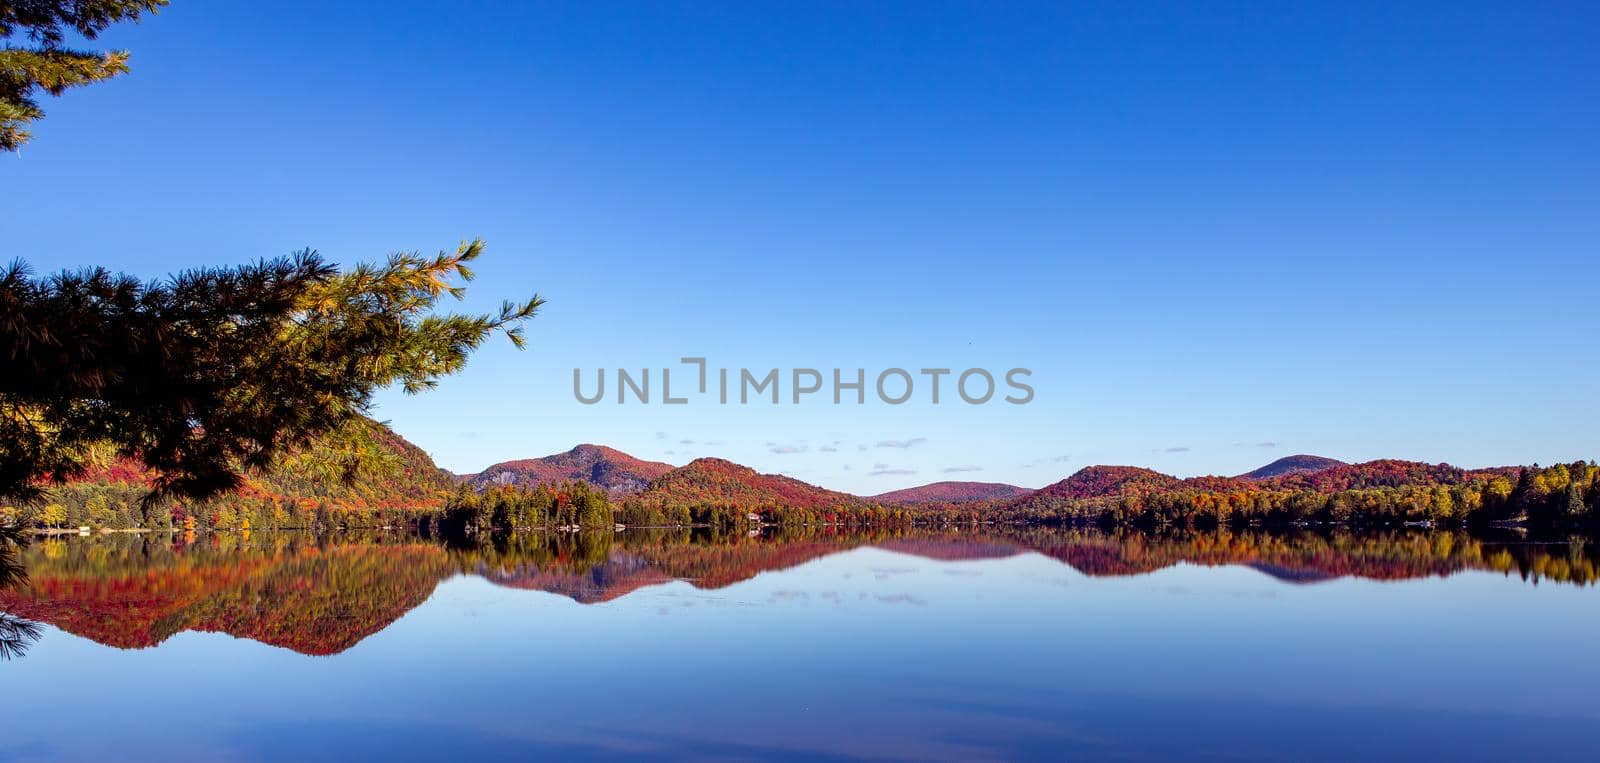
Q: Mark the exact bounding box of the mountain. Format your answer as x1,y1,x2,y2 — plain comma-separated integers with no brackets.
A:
1012,458,1501,514
464,444,673,496
1029,466,1180,501
1001,465,1182,514
634,457,858,509
259,420,456,510
47,417,454,521
1239,454,1347,480
1256,459,1508,492
870,481,1031,505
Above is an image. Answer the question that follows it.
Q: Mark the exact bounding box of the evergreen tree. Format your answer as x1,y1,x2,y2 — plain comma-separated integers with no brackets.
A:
1566,483,1587,521
1,240,543,505
1,1,168,151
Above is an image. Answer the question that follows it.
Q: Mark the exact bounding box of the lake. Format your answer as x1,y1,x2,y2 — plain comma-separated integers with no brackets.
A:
2,527,1597,762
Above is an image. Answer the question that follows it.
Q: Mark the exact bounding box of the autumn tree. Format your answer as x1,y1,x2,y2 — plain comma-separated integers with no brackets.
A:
38,503,65,528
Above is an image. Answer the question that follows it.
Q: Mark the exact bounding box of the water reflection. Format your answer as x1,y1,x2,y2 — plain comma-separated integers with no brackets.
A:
1,526,1595,658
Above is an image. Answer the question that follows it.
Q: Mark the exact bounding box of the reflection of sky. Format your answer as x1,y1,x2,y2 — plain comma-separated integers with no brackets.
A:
6,548,1600,761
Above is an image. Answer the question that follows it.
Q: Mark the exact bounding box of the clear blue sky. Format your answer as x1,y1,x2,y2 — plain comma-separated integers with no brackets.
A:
6,1,1597,491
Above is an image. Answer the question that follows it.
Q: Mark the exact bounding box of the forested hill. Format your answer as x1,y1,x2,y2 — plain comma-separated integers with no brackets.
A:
632,458,860,510
463,445,673,495
1010,459,1530,514
870,481,1031,504
14,418,453,531
1238,454,1347,479
1002,459,1597,530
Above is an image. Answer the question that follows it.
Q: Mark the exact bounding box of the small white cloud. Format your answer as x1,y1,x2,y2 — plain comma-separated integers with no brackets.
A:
943,465,983,473
876,438,927,449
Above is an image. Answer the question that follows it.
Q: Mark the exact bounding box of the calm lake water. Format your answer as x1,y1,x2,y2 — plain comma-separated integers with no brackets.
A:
2,528,1598,762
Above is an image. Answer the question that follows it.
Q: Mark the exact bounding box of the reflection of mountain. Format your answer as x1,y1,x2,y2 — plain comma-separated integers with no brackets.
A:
3,528,1596,657
1009,529,1502,583
873,538,1023,561
455,534,858,598
478,550,673,604
0,538,448,655
1244,562,1336,584
0,551,274,649
161,545,450,654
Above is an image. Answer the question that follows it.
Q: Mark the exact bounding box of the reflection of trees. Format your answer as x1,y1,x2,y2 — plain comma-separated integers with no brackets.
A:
993,526,1600,586
1,525,42,658
0,527,24,589
156,543,451,655
0,610,40,659
0,533,449,655
452,525,1600,592
3,527,1598,658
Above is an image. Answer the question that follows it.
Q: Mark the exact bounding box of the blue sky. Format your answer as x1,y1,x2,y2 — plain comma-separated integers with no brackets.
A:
6,1,1597,491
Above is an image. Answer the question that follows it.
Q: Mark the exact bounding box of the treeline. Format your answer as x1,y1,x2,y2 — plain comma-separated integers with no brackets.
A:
995,525,1600,587
430,481,615,534
430,461,1600,533
6,481,938,533
997,461,1600,530
612,500,923,529
2,482,428,533
10,461,1600,536
431,484,926,533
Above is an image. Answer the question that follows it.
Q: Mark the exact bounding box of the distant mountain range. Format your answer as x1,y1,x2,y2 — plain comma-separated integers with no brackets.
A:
308,434,1529,514
45,424,1538,520
1001,455,1519,515
455,447,1343,508
450,443,1522,513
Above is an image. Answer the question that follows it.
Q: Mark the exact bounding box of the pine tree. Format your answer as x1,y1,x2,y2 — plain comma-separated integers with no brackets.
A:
1,240,543,505
1,1,168,151
1566,484,1588,522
